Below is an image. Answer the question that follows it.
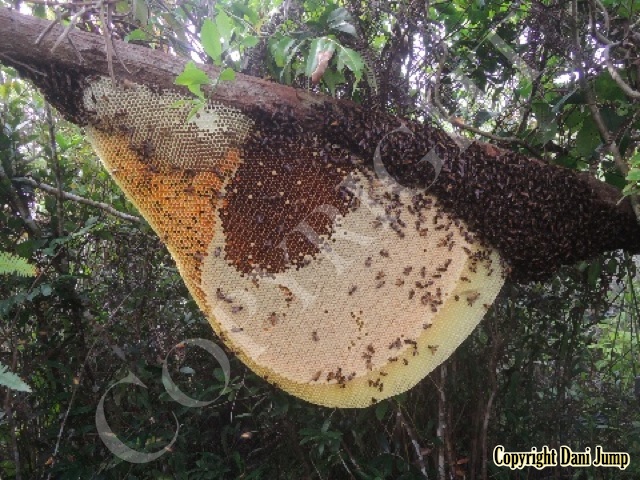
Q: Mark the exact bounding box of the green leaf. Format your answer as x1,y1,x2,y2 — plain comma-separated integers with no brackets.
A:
564,109,586,129
604,171,625,189
328,7,357,36
375,401,389,421
0,362,32,393
125,29,149,42
322,68,345,95
215,9,234,46
132,0,149,26
327,7,350,25
574,117,601,158
336,45,364,84
230,3,259,24
595,71,626,101
175,61,210,99
115,0,131,14
219,67,236,82
0,251,36,277
587,260,601,286
32,4,46,18
186,100,205,121
241,35,259,49
305,37,335,78
599,107,625,132
516,80,532,100
201,19,222,65
625,169,640,181
628,152,640,168
270,36,297,68
538,122,558,145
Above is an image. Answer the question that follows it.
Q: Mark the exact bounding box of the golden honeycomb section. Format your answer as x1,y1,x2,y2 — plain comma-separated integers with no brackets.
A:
83,76,506,408
203,170,505,407
86,128,239,306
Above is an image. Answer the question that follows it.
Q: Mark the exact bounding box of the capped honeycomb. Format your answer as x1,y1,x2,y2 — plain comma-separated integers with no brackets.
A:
83,76,505,407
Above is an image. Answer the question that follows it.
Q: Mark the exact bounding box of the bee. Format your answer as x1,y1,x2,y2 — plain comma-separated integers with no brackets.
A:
466,292,480,306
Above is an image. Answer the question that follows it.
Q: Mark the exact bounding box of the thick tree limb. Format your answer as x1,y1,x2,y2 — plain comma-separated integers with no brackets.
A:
1,7,639,281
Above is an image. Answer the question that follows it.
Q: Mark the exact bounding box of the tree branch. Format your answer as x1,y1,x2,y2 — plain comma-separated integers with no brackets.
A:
603,43,640,100
431,43,542,158
12,177,141,223
1,6,640,281
0,164,42,238
571,0,640,224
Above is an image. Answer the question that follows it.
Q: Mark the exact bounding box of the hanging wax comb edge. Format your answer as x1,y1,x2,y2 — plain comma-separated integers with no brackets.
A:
81,77,504,408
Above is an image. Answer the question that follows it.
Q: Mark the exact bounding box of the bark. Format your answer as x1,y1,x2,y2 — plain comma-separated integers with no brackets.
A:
0,6,639,281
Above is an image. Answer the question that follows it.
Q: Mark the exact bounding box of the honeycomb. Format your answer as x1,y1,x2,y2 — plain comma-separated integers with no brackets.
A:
83,76,505,408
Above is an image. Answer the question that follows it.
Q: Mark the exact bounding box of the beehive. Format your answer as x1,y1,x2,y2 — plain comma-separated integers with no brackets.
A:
83,77,504,407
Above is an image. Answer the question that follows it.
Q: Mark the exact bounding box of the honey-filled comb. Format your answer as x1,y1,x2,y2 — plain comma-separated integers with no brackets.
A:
83,77,504,407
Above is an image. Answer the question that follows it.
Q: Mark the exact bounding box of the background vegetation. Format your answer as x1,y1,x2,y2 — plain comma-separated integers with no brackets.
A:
1,0,640,478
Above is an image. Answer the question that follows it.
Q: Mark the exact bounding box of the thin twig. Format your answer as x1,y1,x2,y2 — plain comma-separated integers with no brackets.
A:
45,102,65,237
35,14,62,45
51,5,88,53
66,35,86,64
12,177,141,223
603,43,640,99
46,342,97,480
595,0,610,32
97,0,115,80
397,408,429,479
588,0,613,45
104,1,131,74
0,51,47,76
0,165,42,238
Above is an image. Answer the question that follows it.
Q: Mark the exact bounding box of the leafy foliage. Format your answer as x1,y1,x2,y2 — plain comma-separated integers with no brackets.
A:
0,251,36,277
1,0,640,479
0,363,31,393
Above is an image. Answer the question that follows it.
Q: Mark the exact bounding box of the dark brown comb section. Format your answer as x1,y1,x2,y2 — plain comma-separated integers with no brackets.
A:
220,119,358,275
